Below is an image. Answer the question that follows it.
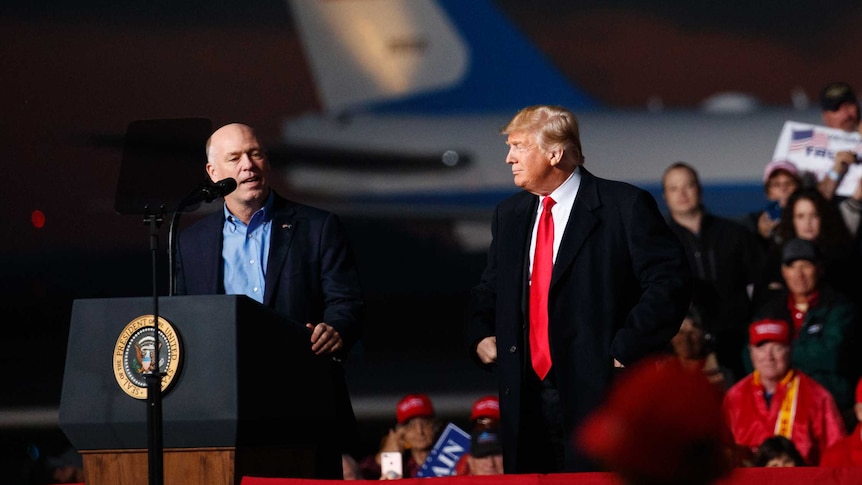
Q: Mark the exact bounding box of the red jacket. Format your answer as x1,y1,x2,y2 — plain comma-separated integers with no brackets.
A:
722,369,846,465
821,423,862,467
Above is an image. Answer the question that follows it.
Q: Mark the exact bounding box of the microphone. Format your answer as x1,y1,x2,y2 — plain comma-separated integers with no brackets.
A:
178,177,237,209
202,177,238,202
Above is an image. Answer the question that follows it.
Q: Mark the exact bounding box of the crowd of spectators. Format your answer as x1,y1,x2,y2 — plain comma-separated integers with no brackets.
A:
656,80,862,470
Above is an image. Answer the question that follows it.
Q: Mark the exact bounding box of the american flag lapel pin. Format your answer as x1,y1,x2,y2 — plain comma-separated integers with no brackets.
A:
282,223,292,229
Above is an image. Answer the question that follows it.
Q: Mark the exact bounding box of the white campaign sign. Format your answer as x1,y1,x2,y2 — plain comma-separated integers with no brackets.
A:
772,120,862,197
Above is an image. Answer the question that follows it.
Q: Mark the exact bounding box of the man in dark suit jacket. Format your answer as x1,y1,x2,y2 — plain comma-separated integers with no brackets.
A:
466,105,691,473
174,123,364,465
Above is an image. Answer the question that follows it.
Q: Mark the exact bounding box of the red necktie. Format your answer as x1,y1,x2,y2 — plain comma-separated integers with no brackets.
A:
530,196,555,380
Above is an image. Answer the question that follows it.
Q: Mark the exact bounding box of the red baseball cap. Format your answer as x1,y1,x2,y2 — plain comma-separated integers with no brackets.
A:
396,394,434,424
749,318,791,346
470,396,500,421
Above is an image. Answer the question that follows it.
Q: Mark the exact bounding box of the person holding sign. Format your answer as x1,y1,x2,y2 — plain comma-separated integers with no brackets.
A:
815,82,860,200
820,82,860,134
771,83,862,202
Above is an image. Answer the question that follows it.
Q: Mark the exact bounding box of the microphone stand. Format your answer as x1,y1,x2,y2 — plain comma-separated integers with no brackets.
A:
143,181,215,485
167,208,183,297
143,204,165,485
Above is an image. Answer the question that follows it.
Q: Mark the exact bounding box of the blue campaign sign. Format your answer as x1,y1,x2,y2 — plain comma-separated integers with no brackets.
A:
416,422,470,477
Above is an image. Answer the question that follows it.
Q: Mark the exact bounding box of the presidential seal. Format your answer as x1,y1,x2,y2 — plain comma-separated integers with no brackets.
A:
113,314,182,399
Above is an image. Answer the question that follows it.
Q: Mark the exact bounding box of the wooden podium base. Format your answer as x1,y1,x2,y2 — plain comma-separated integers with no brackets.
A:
81,447,317,485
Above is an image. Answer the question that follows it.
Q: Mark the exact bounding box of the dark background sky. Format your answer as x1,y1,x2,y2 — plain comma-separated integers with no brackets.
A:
3,0,862,479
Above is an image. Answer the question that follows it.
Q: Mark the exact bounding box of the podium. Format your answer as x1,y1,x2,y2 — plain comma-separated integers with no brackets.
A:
59,295,341,485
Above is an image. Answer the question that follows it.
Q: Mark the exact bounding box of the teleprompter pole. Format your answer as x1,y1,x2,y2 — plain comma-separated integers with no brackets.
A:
144,205,164,485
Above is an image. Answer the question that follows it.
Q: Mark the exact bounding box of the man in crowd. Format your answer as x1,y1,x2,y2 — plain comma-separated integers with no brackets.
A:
464,420,504,476
722,318,846,465
456,396,503,475
662,161,764,378
467,105,691,473
821,81,859,133
817,82,860,200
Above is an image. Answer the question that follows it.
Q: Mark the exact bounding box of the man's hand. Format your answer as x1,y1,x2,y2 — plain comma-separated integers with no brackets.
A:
306,322,343,355
834,150,856,177
476,336,497,364
818,150,855,200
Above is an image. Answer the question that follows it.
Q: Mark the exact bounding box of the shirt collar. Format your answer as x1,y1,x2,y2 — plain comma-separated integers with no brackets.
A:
223,191,275,225
542,166,581,207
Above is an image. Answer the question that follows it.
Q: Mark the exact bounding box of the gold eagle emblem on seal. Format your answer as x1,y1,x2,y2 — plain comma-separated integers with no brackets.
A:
113,315,182,399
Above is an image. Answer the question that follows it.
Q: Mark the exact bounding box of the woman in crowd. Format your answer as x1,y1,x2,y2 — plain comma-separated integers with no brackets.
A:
754,187,858,304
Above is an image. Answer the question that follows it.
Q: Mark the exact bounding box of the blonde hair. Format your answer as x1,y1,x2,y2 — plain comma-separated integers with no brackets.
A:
501,105,584,164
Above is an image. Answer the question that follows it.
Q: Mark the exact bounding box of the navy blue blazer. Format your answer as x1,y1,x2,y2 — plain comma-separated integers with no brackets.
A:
174,192,364,354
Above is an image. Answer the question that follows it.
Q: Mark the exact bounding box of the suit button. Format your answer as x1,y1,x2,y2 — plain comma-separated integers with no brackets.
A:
509,346,517,353
504,388,511,396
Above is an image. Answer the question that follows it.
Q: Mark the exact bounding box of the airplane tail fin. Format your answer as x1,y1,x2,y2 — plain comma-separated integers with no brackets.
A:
285,0,598,115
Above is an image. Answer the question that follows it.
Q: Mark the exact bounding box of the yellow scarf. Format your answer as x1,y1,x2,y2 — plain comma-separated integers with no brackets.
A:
753,369,799,438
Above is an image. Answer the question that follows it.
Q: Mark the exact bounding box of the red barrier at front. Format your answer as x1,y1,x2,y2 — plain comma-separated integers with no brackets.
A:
241,466,862,485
